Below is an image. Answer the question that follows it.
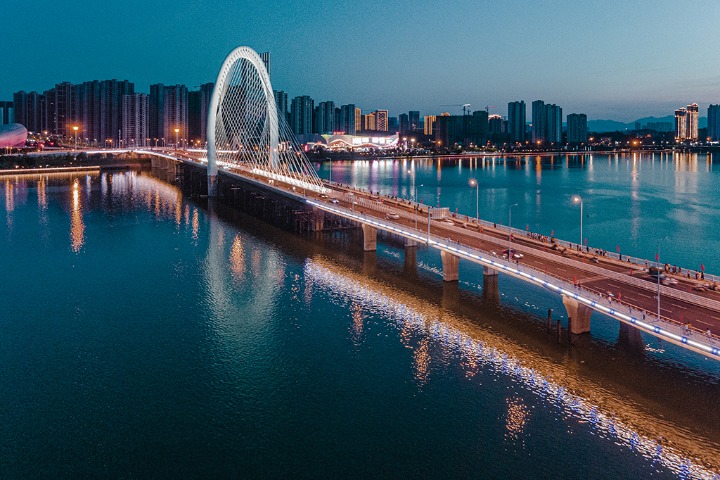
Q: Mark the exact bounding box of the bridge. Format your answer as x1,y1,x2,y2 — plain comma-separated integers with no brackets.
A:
15,46,720,362
182,46,720,361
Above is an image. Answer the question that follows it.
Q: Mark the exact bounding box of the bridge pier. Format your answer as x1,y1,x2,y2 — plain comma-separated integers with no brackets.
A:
440,250,459,282
618,323,646,354
483,266,498,276
482,274,500,304
404,238,417,247
208,174,218,197
361,223,377,251
562,295,592,334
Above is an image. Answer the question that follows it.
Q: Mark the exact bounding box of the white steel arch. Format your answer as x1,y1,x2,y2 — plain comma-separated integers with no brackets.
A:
207,46,325,196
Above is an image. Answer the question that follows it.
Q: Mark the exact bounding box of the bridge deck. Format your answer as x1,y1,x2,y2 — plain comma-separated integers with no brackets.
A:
157,150,720,360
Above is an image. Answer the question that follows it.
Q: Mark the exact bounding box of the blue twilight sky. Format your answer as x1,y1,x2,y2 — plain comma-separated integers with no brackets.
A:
3,0,720,121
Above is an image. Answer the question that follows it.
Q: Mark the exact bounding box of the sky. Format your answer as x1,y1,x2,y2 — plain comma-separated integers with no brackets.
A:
3,0,720,121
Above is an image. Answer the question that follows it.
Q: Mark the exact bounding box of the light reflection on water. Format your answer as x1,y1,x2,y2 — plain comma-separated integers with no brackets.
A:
317,152,720,271
70,178,84,252
2,170,719,478
304,257,720,478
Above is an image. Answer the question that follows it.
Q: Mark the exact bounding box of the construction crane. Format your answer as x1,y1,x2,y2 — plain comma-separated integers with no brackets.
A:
485,105,496,114
440,104,471,116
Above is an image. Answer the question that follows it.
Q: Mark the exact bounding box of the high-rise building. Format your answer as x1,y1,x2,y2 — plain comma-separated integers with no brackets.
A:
532,100,562,143
409,111,420,131
52,82,79,137
122,93,149,147
149,83,165,143
78,81,100,145
260,52,271,77
567,113,588,143
334,107,341,133
99,80,134,146
674,103,699,142
507,101,526,142
339,104,357,135
315,101,335,134
13,91,41,133
708,104,720,141
435,111,488,148
374,110,388,132
687,103,699,141
188,90,201,144
531,100,545,143
290,95,313,135
274,90,289,125
424,115,436,136
545,104,562,143
363,113,376,131
162,85,188,146
0,101,15,125
675,107,688,141
399,113,409,134
41,88,54,134
388,116,399,133
149,84,187,146
188,82,214,146
488,115,503,135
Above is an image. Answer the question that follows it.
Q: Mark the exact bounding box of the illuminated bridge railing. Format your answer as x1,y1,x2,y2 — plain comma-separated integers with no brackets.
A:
308,198,720,360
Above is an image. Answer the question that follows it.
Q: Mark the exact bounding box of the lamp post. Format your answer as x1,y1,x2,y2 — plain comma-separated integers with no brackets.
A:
414,183,424,230
175,128,180,149
508,203,518,257
573,195,583,247
657,242,661,322
73,126,79,150
469,178,479,223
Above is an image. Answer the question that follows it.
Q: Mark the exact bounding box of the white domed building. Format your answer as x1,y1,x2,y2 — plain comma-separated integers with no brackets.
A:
0,124,28,148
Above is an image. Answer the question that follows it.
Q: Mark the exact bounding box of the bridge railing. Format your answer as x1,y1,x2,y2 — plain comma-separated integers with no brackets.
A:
331,186,720,312
314,199,720,351
327,193,720,338
327,182,718,285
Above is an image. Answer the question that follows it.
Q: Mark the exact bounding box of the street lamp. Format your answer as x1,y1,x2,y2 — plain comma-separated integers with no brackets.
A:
414,183,424,230
175,128,180,149
573,195,583,247
469,178,479,224
73,126,79,150
508,203,518,257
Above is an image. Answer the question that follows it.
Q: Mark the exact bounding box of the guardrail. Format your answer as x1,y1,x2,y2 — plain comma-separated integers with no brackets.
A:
324,181,718,285
308,198,720,359
337,191,720,314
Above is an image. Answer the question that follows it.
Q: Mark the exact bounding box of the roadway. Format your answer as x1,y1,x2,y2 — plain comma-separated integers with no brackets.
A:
315,183,720,339
171,150,720,344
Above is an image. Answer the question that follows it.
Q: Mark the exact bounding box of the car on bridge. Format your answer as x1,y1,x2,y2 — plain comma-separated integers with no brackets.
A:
385,213,400,220
502,249,523,260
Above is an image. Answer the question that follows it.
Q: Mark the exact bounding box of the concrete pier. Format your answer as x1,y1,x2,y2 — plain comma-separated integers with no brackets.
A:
440,250,459,282
208,174,218,197
361,224,377,251
482,274,500,304
483,266,498,276
562,295,592,334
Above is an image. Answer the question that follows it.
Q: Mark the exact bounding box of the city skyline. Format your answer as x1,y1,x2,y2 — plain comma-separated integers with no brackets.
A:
3,0,720,121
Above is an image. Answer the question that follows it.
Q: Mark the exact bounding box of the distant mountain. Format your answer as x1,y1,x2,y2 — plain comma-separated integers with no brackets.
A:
587,119,629,132
587,115,707,133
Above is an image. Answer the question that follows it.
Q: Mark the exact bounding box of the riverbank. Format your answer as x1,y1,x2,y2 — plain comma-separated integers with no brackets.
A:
308,149,685,162
0,152,152,174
